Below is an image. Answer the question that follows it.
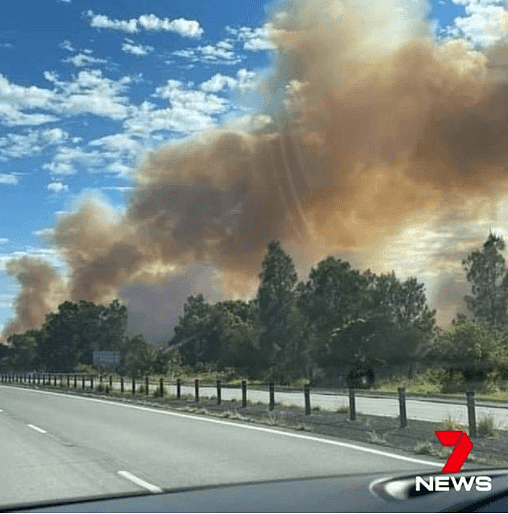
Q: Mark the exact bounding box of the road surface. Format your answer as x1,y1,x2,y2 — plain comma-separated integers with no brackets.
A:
0,385,442,508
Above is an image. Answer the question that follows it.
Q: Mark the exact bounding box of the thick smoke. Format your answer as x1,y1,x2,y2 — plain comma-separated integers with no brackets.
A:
4,0,508,341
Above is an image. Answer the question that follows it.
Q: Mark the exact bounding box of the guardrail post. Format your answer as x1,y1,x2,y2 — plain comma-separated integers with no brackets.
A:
242,380,247,408
467,391,477,438
67,375,70,387
74,374,77,388
159,378,164,397
121,376,124,393
82,376,85,389
145,376,149,395
398,387,407,427
269,382,275,411
109,375,113,388
176,378,181,399
217,380,221,405
349,387,356,421
195,379,199,403
304,383,311,415
60,374,63,387
132,378,136,395
90,375,93,390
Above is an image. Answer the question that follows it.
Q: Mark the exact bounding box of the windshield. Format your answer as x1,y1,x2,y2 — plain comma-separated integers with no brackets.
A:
1,0,508,510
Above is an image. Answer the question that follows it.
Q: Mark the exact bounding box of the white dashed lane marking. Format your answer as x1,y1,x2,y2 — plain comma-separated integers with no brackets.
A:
27,424,47,434
118,471,163,493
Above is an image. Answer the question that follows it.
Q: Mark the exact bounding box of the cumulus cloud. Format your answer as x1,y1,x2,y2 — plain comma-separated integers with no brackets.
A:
122,39,154,56
0,174,18,185
172,40,241,64
0,128,68,161
63,53,108,67
123,80,231,136
226,24,276,51
87,11,203,38
47,181,69,193
200,69,258,92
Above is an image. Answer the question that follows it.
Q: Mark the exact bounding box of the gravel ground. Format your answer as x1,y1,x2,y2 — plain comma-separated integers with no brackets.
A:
7,382,508,470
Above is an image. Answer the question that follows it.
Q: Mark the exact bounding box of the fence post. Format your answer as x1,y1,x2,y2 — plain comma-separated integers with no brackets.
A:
467,391,477,438
304,383,311,415
349,387,356,421
398,387,407,428
60,374,63,387
121,376,124,393
132,378,136,395
159,378,164,397
269,382,275,411
67,375,70,388
100,375,103,384
109,375,113,388
82,376,85,389
217,380,221,405
242,380,247,408
90,375,93,390
145,376,149,395
177,378,181,399
195,379,199,403
74,374,77,388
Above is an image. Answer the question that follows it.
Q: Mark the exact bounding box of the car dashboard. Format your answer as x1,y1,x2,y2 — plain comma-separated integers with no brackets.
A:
3,468,508,512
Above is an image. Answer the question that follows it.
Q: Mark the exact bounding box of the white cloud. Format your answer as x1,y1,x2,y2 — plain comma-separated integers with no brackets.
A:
60,40,75,51
87,11,203,38
44,69,132,120
42,146,105,175
444,0,508,47
122,39,153,56
88,133,140,153
0,128,68,161
0,238,8,245
47,181,69,193
32,228,54,238
63,53,108,67
0,43,13,49
226,24,276,51
172,40,241,64
0,174,18,185
200,69,258,93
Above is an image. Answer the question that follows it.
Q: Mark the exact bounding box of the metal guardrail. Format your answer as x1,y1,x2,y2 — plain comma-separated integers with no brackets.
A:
0,372,484,437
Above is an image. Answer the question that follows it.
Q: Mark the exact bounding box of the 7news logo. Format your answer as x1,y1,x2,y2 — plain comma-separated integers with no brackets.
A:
415,431,492,492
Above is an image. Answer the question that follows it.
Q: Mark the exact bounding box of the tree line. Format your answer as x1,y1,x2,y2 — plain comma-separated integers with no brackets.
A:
3,234,508,386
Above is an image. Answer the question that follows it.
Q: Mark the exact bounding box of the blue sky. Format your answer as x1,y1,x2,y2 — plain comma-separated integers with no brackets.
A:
0,0,507,336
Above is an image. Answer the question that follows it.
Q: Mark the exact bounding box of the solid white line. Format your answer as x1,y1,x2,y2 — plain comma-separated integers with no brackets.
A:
118,471,162,493
4,386,442,469
27,424,46,434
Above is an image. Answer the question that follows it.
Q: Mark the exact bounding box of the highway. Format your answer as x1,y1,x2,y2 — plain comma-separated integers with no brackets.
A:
0,385,443,508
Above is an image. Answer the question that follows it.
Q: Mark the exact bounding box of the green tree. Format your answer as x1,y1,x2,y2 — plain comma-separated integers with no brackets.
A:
7,329,43,370
256,241,299,377
463,232,508,327
37,299,128,372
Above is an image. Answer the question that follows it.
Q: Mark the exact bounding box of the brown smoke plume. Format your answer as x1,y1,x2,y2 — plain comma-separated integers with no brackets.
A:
4,0,508,341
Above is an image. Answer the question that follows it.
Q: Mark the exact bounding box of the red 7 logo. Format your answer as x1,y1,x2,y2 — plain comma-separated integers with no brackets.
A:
435,430,473,473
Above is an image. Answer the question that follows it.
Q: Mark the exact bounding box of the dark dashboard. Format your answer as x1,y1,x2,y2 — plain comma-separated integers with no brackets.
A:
6,469,508,513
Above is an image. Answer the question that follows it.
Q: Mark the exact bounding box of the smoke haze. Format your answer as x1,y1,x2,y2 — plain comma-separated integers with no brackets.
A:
4,0,508,341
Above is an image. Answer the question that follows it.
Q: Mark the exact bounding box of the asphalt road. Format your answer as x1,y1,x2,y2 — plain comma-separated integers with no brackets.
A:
0,385,442,508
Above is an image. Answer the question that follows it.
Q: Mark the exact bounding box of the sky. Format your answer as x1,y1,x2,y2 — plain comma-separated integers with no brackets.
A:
1,0,508,343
